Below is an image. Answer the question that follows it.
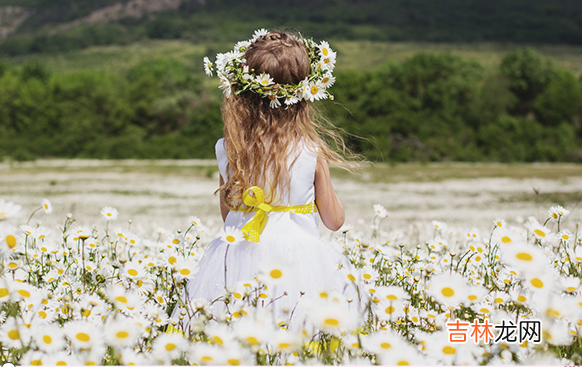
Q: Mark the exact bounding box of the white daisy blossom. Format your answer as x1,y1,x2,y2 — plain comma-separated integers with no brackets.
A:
0,199,21,221
303,80,326,102
549,205,569,222
373,204,388,218
203,56,213,76
100,206,118,221
41,198,52,214
427,272,469,307
267,93,281,109
220,226,244,245
252,28,269,41
218,73,232,98
256,72,274,87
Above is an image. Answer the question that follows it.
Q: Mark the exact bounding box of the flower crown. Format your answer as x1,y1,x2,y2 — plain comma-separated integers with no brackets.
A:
203,29,336,109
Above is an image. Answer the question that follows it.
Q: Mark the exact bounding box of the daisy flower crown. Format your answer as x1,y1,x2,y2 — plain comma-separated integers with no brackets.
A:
203,29,337,109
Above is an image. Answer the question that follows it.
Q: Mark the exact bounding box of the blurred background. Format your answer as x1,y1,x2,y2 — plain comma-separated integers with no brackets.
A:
1,0,582,163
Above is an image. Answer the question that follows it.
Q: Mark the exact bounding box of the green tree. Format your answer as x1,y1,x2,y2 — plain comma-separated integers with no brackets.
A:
499,48,555,116
534,69,582,127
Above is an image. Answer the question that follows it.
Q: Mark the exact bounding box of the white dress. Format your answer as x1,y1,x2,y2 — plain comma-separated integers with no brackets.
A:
173,138,354,329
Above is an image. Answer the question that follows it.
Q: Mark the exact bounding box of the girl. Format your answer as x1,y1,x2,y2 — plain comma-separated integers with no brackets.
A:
172,30,360,331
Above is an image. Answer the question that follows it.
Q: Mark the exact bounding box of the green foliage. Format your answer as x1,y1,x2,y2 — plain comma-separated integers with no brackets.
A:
3,0,582,57
499,48,555,115
0,47,580,162
534,69,582,127
0,57,223,160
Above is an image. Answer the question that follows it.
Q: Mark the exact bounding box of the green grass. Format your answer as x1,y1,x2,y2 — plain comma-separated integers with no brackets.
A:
4,159,582,183
7,39,582,76
330,162,582,183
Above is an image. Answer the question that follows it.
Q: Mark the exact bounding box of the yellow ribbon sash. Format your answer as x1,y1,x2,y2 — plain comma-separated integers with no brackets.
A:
235,186,317,242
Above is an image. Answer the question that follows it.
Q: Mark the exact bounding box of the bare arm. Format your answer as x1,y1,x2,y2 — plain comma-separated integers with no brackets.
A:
314,156,345,231
219,175,229,222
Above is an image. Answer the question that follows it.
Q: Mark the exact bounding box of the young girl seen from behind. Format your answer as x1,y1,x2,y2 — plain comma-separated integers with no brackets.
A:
171,29,361,332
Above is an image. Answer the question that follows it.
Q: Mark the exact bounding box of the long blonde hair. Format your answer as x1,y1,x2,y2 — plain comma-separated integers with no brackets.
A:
219,31,360,209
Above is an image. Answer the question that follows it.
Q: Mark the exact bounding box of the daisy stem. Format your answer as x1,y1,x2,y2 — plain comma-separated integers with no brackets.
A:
26,206,42,225
224,244,231,291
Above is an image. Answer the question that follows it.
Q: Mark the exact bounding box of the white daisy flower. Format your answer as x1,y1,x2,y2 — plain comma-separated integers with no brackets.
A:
203,56,213,76
41,198,52,214
373,204,388,218
100,206,118,221
549,205,569,222
0,199,21,221
267,94,281,109
427,272,469,307
32,324,65,353
65,320,102,350
220,226,244,245
234,40,251,52
310,301,360,336
303,80,326,102
189,216,202,226
501,242,549,274
256,72,274,87
284,92,302,106
252,28,269,41
259,257,292,285
173,258,199,280
123,261,147,280
0,316,28,348
320,72,336,88
105,317,140,348
218,73,232,98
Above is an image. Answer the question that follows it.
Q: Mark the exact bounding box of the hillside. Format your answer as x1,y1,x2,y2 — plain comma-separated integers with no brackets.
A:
0,0,582,57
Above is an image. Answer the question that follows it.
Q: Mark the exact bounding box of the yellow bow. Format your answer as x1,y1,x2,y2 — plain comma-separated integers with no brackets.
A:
240,186,273,242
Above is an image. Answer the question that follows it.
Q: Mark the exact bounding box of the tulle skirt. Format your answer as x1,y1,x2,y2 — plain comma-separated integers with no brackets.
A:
172,212,356,330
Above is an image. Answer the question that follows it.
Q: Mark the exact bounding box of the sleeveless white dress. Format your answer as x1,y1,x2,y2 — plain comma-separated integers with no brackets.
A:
172,138,355,329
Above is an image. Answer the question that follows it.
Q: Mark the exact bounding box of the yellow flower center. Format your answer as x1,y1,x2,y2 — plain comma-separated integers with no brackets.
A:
76,332,90,342
443,346,456,355
385,305,395,314
128,269,138,276
533,229,546,237
115,296,128,304
468,295,478,301
310,86,319,95
165,343,176,351
180,269,191,276
380,342,391,349
501,236,511,243
116,331,129,339
516,252,533,261
441,287,454,297
18,290,31,298
226,235,236,243
172,238,180,245
270,269,283,279
324,318,339,326
6,234,17,248
8,329,20,340
530,278,544,288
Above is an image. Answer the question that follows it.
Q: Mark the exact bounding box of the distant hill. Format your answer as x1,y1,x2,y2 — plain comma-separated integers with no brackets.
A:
0,0,581,56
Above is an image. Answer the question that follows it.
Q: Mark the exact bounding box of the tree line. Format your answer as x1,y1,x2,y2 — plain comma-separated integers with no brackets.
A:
0,48,580,162
2,0,582,57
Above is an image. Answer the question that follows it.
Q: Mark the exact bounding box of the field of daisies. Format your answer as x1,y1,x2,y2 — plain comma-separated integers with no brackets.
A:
0,197,581,366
